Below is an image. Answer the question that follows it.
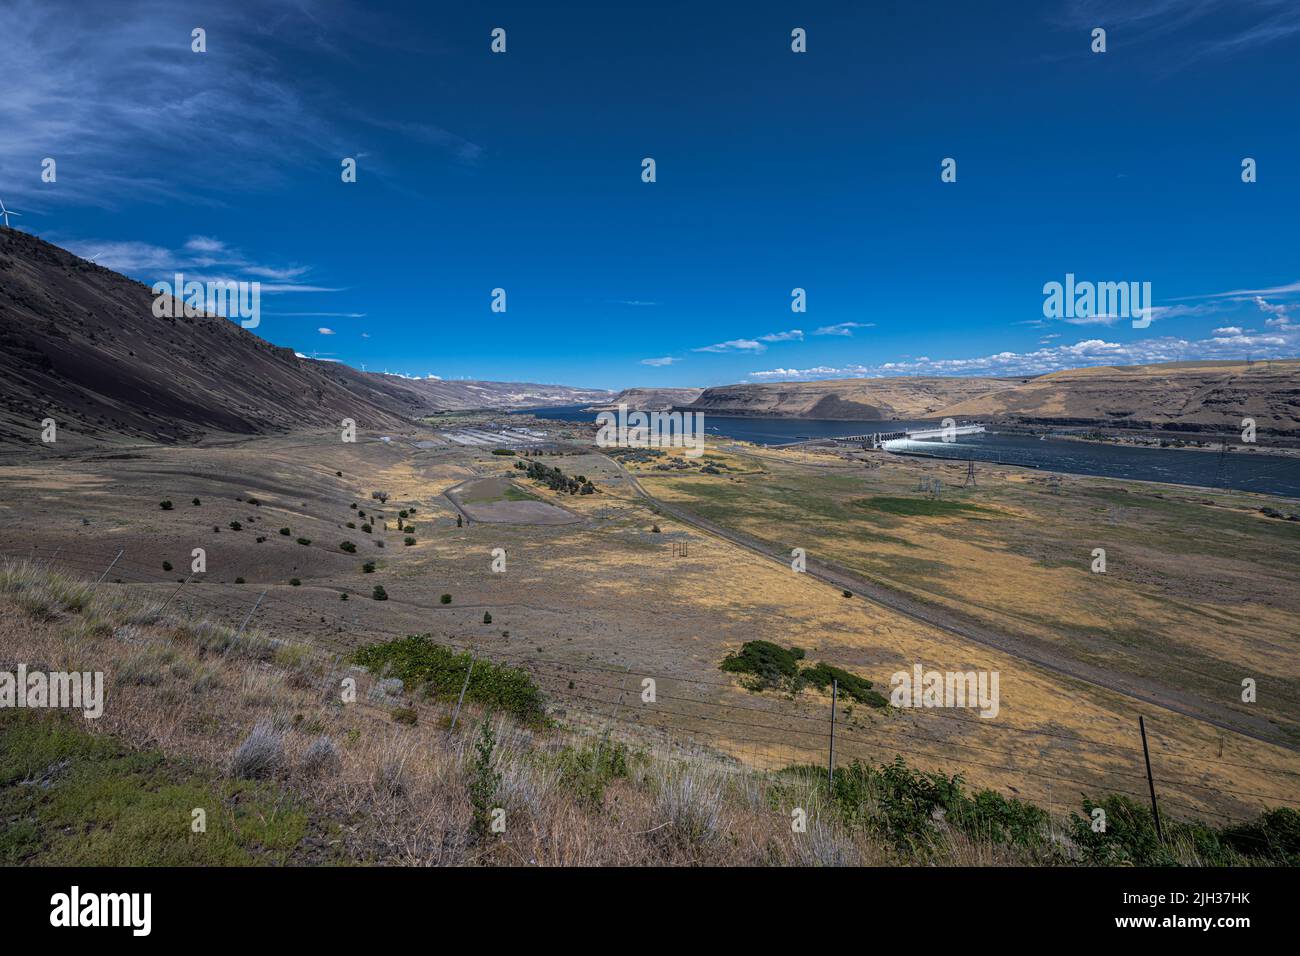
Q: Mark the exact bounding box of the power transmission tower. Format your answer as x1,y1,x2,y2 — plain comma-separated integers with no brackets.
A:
962,457,977,488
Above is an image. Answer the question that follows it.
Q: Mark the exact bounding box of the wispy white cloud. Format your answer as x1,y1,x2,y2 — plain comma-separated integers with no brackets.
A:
0,0,479,209
1056,1,1300,63
694,338,766,353
317,327,335,335
813,322,874,336
640,356,677,367
275,312,367,318
694,329,803,353
63,234,340,295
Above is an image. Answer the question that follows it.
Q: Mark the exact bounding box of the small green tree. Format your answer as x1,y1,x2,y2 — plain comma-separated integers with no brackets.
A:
483,611,492,624
372,584,388,601
159,500,173,510
468,720,501,841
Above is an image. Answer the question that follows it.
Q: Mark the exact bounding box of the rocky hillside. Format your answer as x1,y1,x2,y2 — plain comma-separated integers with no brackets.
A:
588,387,705,411
0,231,607,448
681,377,1027,420
937,360,1300,435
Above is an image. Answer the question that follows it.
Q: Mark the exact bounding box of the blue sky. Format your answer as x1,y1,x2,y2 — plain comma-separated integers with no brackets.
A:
1,0,1298,389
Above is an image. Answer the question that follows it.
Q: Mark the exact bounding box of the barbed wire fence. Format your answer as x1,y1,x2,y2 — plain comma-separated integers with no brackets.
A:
6,542,1300,829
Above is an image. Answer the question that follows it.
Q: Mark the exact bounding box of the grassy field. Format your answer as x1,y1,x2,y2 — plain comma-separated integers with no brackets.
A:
3,559,1296,866
0,429,1297,827
635,444,1300,745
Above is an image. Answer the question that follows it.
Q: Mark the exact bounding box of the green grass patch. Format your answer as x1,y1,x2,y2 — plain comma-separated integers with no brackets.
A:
853,496,990,518
799,661,888,708
0,712,315,865
352,634,547,726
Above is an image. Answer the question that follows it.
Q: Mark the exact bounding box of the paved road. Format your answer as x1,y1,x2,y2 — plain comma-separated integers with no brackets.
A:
600,453,1297,753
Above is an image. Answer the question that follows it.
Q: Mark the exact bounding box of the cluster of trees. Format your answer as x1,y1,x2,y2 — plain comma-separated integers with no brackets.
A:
515,459,595,495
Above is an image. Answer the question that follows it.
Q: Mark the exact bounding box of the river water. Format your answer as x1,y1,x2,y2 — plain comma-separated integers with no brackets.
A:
517,406,1300,498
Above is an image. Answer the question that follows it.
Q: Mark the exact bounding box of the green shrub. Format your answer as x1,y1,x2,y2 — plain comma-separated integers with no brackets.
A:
553,740,630,808
404,536,415,546
483,611,492,624
340,541,357,553
823,757,1047,853
720,640,805,692
279,527,290,536
372,585,388,601
362,562,375,573
162,561,173,572
469,721,501,840
440,594,451,604
159,500,173,510
800,661,888,708
492,449,516,456
352,634,546,725
289,578,301,587
235,577,245,584
296,537,311,546
229,521,242,531
192,498,201,506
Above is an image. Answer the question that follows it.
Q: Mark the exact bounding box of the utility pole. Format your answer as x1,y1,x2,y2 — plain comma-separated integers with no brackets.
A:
1139,716,1164,843
235,590,267,641
449,654,477,731
91,549,124,590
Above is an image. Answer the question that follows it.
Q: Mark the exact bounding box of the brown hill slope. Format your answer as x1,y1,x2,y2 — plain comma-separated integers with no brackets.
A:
682,377,1028,420
938,360,1300,434
0,231,608,448
589,387,705,411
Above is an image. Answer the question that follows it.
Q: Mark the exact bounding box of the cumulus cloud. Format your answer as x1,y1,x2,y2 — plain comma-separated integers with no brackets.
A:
748,326,1300,380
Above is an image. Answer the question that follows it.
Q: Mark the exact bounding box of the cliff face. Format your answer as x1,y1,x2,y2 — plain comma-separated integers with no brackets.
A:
589,388,705,411
680,377,1026,420
937,360,1300,435
675,361,1300,435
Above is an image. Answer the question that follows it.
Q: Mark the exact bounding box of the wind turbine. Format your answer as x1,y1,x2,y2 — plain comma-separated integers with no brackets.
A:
0,198,21,229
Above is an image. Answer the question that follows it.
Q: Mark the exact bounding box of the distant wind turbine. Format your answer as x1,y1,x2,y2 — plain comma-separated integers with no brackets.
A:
0,198,21,229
